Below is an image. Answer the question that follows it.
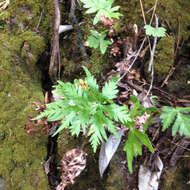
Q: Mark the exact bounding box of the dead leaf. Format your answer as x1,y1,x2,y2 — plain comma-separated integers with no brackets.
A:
99,128,126,178
56,149,87,190
100,16,114,28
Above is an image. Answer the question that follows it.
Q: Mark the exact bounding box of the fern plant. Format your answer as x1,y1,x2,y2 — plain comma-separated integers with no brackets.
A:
34,66,131,152
160,106,190,137
123,96,156,173
80,0,122,25
33,67,157,173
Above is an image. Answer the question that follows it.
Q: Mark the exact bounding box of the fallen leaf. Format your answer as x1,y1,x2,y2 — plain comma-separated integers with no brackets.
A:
99,128,126,178
56,149,87,190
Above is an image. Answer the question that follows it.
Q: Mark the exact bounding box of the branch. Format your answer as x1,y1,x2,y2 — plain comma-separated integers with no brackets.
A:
49,0,61,83
148,15,158,72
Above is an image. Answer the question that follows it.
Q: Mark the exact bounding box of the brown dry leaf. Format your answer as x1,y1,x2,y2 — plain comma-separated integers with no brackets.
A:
30,101,46,111
25,102,50,134
115,57,130,72
134,113,150,128
111,45,120,56
100,16,113,28
56,149,87,190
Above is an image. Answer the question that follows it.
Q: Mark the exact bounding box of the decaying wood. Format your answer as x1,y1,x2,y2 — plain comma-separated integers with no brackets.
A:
49,0,60,83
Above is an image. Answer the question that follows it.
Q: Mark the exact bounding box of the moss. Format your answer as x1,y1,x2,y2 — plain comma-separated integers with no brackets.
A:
0,0,54,40
0,64,50,189
82,49,109,77
146,36,175,84
118,0,190,40
161,152,190,190
0,1,52,189
10,30,46,65
166,65,190,96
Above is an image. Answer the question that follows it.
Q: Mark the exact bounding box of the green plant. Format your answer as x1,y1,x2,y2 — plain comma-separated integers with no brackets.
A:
123,96,156,173
80,0,122,54
144,25,166,37
33,67,156,173
34,66,131,152
160,106,190,137
80,0,122,25
86,30,112,54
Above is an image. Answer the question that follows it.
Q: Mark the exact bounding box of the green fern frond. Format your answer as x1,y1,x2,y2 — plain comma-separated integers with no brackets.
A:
123,128,154,173
34,66,131,152
160,106,190,137
102,76,119,100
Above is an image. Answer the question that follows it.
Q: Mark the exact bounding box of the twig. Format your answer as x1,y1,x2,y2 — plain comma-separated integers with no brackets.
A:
139,0,146,25
139,0,152,60
160,58,182,88
146,15,158,97
160,67,175,88
36,6,44,32
146,61,154,97
149,0,158,25
117,37,147,83
0,0,9,11
174,17,181,59
148,15,158,72
49,0,61,83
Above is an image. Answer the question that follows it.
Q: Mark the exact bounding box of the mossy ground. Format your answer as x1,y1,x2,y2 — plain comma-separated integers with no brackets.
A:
0,0,54,189
160,152,190,190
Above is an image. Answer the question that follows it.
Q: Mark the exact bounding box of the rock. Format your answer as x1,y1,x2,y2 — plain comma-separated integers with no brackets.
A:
0,0,54,189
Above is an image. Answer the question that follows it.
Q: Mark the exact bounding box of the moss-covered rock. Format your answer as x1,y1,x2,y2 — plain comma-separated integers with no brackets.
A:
118,0,190,40
0,0,54,189
0,34,49,190
144,36,175,84
161,152,190,190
